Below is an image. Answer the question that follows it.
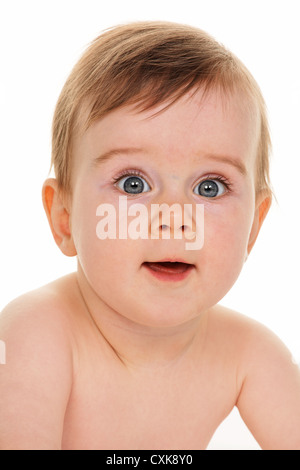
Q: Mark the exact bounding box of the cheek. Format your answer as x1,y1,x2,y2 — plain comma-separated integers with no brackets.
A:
80,240,125,286
70,198,95,254
71,197,140,288
201,203,254,284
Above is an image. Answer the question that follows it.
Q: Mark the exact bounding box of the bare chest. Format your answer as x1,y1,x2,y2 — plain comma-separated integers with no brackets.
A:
62,361,237,450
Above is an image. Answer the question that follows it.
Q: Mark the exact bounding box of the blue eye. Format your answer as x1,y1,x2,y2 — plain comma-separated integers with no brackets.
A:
116,174,151,194
193,179,227,198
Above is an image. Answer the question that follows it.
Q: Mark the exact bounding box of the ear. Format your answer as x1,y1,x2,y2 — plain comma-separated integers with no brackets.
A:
247,190,272,256
42,178,77,257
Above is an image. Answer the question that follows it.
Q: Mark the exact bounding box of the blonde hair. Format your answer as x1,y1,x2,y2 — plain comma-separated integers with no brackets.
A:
51,21,272,196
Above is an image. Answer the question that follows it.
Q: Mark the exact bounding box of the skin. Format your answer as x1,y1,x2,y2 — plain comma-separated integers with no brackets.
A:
1,88,300,450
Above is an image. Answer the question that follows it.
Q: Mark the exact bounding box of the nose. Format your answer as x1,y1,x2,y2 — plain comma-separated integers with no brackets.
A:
149,201,197,240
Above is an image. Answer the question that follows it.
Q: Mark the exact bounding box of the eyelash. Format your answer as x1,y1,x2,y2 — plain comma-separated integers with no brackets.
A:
111,169,233,195
197,174,233,192
111,169,148,186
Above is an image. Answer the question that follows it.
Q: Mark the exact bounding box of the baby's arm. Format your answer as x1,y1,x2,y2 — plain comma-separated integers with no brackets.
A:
236,322,300,450
0,293,73,450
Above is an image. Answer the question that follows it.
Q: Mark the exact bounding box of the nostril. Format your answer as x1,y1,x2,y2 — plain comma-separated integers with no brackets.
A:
158,224,191,235
159,224,188,231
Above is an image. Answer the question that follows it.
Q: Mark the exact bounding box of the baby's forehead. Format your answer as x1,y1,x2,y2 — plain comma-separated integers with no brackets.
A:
80,85,260,137
74,87,260,180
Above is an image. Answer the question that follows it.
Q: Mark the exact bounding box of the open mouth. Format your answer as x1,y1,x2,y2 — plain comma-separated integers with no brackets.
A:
142,261,195,281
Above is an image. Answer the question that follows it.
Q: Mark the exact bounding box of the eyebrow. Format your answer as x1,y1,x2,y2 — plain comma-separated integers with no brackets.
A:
203,153,248,176
93,147,145,166
93,147,247,176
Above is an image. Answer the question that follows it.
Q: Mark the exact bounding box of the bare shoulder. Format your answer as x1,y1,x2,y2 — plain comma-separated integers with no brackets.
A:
210,304,300,449
0,274,79,449
208,303,290,355
209,303,298,386
206,303,276,356
0,273,81,356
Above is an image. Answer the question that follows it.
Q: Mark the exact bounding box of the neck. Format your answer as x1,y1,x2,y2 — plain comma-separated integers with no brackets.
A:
75,268,209,370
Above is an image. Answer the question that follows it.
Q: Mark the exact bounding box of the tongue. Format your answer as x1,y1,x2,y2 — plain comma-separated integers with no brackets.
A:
145,262,190,274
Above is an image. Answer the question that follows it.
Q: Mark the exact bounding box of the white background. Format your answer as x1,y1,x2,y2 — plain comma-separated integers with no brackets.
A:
0,0,299,450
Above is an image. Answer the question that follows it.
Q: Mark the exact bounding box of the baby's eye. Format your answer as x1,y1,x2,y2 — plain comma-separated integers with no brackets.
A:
193,179,227,198
115,174,151,194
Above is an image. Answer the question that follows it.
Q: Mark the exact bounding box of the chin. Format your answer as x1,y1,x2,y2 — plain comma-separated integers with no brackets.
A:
123,301,202,330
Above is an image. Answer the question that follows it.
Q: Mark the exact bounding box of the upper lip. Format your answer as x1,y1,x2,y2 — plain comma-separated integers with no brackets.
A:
143,259,195,266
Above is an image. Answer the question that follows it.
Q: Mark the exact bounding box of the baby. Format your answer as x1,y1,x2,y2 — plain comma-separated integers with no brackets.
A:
1,21,300,450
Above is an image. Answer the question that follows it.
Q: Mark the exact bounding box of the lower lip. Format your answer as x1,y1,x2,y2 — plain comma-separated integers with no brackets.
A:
142,262,194,282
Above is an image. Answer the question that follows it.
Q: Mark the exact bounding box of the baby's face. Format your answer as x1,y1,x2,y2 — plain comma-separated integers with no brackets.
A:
70,88,261,327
